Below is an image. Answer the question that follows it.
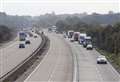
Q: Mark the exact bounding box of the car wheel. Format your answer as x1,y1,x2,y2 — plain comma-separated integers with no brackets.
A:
97,61,99,64
104,62,107,64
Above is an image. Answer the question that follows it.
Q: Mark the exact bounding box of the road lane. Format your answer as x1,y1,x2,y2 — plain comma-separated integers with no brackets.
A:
0,33,42,77
24,32,73,82
0,37,17,49
67,39,120,82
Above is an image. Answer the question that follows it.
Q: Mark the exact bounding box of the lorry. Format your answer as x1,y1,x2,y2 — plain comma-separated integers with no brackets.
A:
19,31,26,41
68,30,74,38
83,36,92,47
79,33,87,44
73,32,80,41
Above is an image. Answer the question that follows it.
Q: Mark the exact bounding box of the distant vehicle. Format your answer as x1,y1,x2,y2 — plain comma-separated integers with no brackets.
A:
25,40,31,44
19,43,25,48
63,34,67,38
68,31,74,38
41,31,44,35
19,31,26,41
55,31,59,34
34,35,38,38
29,33,33,37
48,28,52,32
52,28,56,32
83,36,92,47
86,44,93,50
73,32,80,41
48,26,57,32
97,56,107,64
79,33,87,44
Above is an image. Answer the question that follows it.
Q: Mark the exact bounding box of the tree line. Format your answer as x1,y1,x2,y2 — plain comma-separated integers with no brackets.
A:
87,23,120,56
56,16,120,57
0,25,14,43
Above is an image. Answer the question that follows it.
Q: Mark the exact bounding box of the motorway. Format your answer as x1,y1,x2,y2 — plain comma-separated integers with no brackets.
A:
25,32,120,82
24,32,73,82
1,31,120,82
0,32,42,78
67,38,120,82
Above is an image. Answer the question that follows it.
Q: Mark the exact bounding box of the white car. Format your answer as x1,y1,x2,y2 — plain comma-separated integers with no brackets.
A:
97,56,107,64
86,44,93,50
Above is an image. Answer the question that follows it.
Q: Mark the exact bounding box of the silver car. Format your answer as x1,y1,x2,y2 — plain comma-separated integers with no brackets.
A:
86,44,93,50
97,56,107,64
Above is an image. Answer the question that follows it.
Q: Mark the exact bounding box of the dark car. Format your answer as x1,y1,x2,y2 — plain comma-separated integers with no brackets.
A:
34,35,38,38
19,43,25,48
25,40,31,44
83,42,87,48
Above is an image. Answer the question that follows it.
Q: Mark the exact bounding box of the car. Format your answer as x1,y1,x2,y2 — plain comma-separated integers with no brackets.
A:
97,56,107,64
25,40,31,44
83,41,87,48
86,44,93,50
34,35,38,38
19,43,25,48
63,34,67,38
70,39,74,42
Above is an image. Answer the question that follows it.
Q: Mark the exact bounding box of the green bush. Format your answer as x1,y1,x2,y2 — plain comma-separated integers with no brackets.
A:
0,25,13,42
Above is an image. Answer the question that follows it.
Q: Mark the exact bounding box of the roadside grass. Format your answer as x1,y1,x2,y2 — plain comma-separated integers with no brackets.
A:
96,48,120,73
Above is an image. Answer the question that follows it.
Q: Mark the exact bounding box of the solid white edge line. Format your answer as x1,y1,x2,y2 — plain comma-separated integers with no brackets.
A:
24,48,49,82
24,35,48,82
95,49,120,80
66,39,79,82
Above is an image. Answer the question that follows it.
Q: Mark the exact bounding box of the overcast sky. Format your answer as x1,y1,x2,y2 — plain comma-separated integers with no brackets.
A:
0,0,120,16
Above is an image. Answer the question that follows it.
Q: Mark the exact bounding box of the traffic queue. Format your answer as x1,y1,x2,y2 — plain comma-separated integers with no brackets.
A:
66,30,93,50
18,30,39,48
65,30,108,64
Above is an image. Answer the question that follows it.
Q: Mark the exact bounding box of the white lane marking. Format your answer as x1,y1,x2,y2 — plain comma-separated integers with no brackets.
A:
24,50,49,82
95,66,103,82
0,48,3,77
84,49,103,82
94,50,120,81
74,42,104,82
47,52,59,82
67,40,79,82
72,50,79,82
107,62,120,80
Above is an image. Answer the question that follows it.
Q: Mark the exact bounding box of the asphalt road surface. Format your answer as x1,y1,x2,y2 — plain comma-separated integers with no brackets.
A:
0,33,42,77
67,38,120,82
24,32,73,82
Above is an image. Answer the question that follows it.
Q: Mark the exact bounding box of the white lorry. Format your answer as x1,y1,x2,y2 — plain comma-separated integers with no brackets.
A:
79,33,87,44
19,31,26,41
83,36,92,47
73,32,80,41
67,30,74,38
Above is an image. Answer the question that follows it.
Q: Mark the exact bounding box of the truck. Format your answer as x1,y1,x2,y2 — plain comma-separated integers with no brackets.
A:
19,31,26,41
68,30,74,38
83,36,92,47
79,33,87,44
73,32,80,41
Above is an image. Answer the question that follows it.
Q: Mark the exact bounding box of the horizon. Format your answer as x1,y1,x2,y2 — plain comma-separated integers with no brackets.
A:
0,11,120,17
0,0,120,16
